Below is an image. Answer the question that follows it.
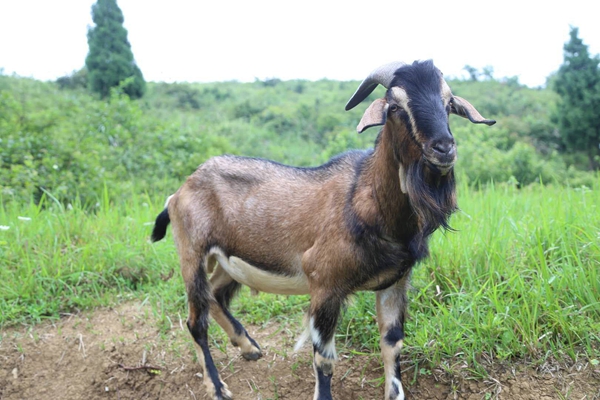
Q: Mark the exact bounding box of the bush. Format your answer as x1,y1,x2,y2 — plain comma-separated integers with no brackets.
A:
56,69,88,90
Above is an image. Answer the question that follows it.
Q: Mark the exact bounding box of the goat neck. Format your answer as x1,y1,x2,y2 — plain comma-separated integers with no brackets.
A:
358,119,457,260
353,122,414,240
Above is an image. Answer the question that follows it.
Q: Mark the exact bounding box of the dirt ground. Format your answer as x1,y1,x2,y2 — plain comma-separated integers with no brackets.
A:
1,303,599,400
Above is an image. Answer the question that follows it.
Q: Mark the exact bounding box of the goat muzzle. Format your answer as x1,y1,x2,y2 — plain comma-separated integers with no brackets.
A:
425,154,456,176
425,140,456,175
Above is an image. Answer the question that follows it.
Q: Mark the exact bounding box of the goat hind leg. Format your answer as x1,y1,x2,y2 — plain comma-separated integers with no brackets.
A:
186,263,233,400
209,264,262,361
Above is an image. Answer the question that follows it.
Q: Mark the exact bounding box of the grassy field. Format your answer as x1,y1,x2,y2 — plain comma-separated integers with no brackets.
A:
1,179,599,376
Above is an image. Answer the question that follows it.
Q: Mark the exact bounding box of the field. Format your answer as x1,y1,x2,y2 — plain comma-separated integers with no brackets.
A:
1,73,600,398
1,182,599,399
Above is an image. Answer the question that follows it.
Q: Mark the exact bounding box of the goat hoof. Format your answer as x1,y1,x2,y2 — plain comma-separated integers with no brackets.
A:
205,379,233,400
219,389,233,400
388,378,405,400
210,382,233,400
220,383,233,400
242,349,262,361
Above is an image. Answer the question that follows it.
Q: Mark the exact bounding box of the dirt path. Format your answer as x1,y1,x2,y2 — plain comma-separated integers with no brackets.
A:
1,303,599,399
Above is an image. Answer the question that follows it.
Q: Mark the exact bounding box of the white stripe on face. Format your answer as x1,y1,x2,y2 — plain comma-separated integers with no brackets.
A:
390,86,420,142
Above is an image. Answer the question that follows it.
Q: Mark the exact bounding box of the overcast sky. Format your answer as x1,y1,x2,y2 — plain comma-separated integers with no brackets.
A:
1,0,598,87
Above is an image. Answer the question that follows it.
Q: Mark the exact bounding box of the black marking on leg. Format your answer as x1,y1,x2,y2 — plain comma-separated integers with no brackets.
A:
394,352,402,381
223,307,246,337
215,281,247,337
214,280,262,359
214,280,241,310
313,343,335,373
389,380,400,399
223,307,262,359
315,365,333,400
387,353,403,399
188,319,226,398
187,269,227,399
384,322,405,346
311,298,342,357
244,330,261,351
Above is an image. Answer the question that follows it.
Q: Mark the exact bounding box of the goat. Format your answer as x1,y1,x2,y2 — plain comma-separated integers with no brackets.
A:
151,60,495,400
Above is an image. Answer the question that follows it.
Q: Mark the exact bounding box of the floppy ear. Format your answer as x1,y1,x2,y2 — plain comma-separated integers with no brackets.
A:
451,96,496,126
357,98,389,133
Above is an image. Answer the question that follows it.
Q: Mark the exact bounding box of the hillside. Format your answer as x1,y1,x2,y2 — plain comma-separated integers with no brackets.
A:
1,73,595,207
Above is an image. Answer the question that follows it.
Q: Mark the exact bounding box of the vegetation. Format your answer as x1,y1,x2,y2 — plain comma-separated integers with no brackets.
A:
86,0,145,98
1,183,598,371
0,71,596,207
553,27,600,170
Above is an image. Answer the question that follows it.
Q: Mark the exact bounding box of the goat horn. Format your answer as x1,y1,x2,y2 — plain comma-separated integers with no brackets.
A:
345,61,406,111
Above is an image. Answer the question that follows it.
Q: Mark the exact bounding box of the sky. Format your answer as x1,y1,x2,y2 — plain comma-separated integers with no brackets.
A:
1,0,599,88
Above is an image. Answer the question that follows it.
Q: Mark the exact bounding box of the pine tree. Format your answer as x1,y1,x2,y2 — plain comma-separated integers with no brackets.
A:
85,0,145,99
553,27,600,169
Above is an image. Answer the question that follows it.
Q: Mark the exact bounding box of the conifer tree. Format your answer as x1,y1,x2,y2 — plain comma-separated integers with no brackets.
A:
553,27,600,169
85,0,145,99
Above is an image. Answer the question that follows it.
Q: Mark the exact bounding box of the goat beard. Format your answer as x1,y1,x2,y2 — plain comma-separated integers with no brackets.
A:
404,158,457,261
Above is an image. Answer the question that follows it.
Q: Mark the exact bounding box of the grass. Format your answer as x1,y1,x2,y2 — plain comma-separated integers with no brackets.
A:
1,179,599,375
0,190,177,325
413,181,600,366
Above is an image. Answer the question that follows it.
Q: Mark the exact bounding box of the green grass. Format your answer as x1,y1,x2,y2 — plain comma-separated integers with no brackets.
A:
1,180,599,375
413,181,600,366
0,190,177,325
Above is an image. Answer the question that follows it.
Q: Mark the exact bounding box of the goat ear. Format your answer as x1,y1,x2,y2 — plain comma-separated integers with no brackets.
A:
451,96,496,126
357,98,389,133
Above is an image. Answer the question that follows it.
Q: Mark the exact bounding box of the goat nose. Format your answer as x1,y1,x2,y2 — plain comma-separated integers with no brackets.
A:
432,140,455,155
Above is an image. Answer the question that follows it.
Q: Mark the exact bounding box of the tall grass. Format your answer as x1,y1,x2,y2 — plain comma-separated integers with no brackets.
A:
1,180,598,371
0,191,176,325
408,180,600,368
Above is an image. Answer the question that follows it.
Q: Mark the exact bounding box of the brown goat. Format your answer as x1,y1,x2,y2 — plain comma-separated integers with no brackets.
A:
151,60,495,400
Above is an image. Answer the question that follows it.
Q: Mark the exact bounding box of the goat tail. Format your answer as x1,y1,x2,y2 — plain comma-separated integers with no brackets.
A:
151,208,170,242
151,195,174,242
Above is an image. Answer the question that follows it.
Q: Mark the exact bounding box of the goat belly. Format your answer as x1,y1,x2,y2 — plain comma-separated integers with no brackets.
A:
213,250,310,295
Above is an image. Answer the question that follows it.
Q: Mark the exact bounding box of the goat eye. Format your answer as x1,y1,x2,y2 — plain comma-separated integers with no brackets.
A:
390,105,399,112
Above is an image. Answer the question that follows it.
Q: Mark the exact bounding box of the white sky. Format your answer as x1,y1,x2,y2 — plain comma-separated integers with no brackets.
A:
0,0,598,87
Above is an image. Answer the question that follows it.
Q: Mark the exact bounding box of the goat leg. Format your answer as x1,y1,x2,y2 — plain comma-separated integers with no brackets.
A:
376,276,411,400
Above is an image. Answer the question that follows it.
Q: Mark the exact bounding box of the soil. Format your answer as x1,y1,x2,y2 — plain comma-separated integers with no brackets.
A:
1,303,599,400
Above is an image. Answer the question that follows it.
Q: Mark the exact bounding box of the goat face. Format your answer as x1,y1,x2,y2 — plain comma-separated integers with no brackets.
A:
347,60,495,175
387,62,456,173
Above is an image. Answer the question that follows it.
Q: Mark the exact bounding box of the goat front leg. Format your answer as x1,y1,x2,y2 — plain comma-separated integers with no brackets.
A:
309,293,342,400
376,275,411,400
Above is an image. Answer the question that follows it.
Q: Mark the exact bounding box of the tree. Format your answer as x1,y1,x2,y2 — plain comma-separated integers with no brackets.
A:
553,27,600,169
85,0,145,99
463,65,479,81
